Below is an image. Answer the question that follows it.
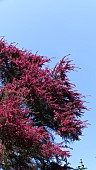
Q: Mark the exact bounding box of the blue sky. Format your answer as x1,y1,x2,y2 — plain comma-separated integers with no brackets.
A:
0,0,96,169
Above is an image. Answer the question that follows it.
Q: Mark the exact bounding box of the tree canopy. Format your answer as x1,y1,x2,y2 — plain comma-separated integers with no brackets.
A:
76,159,87,170
0,39,87,169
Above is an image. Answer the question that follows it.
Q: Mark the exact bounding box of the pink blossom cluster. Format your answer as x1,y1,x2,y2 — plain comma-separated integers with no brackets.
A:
0,39,87,163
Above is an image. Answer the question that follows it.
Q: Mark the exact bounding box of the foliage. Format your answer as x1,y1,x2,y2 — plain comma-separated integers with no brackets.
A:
76,159,87,170
0,39,87,169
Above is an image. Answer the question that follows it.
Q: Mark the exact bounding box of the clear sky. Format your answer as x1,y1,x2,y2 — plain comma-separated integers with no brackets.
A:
0,0,96,169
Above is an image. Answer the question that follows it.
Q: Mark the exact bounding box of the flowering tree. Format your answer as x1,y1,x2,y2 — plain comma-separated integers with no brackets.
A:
0,39,87,169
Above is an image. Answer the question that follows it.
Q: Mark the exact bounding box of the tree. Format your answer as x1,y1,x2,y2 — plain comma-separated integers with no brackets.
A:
76,159,87,170
0,39,87,169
